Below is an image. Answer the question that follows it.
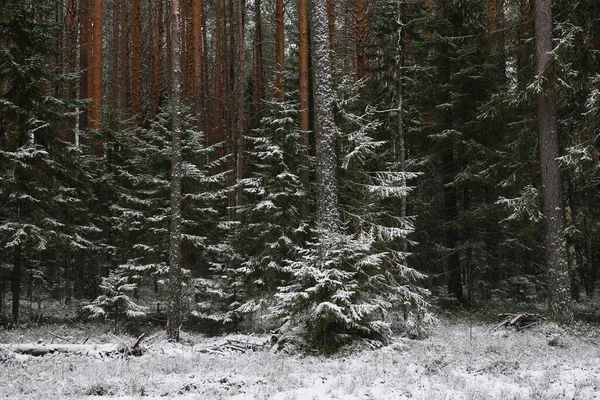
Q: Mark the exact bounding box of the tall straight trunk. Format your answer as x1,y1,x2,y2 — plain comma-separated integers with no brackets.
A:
155,0,165,116
132,0,142,120
66,0,78,140
90,0,103,131
310,0,340,232
274,0,285,101
111,0,120,125
327,0,334,48
192,0,203,115
79,0,91,131
167,0,184,343
396,0,407,228
201,2,210,136
120,0,129,116
299,0,310,217
214,0,224,147
534,0,573,324
236,0,245,214
354,0,368,77
184,0,194,100
252,0,262,126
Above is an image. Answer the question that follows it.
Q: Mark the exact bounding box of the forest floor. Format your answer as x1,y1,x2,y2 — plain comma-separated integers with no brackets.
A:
1,320,600,399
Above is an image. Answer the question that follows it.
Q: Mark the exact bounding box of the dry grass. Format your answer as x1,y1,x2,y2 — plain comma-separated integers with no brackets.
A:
1,321,600,399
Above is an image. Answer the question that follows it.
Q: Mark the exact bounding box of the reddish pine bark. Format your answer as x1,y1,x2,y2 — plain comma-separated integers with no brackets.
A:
89,0,103,132
132,0,142,120
79,0,91,131
299,0,310,217
193,0,203,115
253,0,262,126
120,0,129,116
214,0,224,147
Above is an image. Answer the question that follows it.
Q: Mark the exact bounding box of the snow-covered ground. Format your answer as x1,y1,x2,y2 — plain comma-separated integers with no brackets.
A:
1,322,600,399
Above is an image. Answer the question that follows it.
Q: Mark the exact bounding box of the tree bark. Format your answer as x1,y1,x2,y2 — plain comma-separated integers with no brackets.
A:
192,0,203,116
78,0,91,132
111,0,120,127
534,0,573,324
90,0,103,132
299,0,310,217
120,0,129,117
236,0,245,215
132,0,142,121
274,0,285,101
214,0,225,148
167,0,184,342
252,0,262,126
310,0,340,232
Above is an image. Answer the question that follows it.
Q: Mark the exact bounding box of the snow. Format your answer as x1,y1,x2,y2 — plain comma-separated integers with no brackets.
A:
1,323,600,399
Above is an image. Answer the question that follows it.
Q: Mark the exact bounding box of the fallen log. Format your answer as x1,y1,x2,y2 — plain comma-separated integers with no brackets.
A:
492,313,544,332
0,334,146,358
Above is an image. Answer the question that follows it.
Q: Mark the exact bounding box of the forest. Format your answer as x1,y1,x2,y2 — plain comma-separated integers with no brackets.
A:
0,0,599,354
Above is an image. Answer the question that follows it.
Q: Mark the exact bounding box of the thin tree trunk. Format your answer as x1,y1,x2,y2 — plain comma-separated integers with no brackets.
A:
534,0,573,324
253,0,262,126
90,0,103,132
236,0,245,216
132,0,142,120
66,0,78,141
111,0,120,127
310,0,340,232
193,0,203,116
274,0,285,101
214,0,224,148
167,0,184,343
155,0,165,116
396,0,406,244
299,0,310,217
120,0,129,117
79,0,91,131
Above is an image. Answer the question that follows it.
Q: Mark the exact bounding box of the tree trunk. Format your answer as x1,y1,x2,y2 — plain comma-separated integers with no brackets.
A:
236,0,245,215
534,0,573,324
299,0,310,217
154,0,165,117
327,0,335,49
192,0,203,116
167,0,184,342
214,0,224,148
132,0,142,121
90,0,103,133
78,0,90,132
310,0,340,232
274,0,285,101
252,0,262,126
120,0,129,117
111,0,120,127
